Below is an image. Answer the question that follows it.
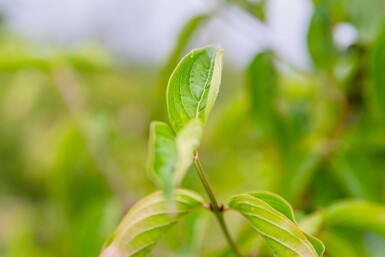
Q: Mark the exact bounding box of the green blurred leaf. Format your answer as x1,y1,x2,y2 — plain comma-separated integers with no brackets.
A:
307,3,336,70
228,0,266,21
330,151,375,200
326,201,385,235
321,230,362,257
229,192,324,257
371,24,385,121
148,121,178,198
247,51,280,140
148,120,202,197
100,189,204,257
167,45,223,132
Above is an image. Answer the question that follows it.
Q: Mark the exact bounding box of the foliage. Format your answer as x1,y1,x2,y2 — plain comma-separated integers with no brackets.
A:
1,0,385,257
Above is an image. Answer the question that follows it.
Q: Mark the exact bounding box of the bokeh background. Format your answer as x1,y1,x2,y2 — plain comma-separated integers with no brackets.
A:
1,0,385,256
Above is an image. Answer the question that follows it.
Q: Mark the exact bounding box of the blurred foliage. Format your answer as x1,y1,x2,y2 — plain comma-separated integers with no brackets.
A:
1,0,385,256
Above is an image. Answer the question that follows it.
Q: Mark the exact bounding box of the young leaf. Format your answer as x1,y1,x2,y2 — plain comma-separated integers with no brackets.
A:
148,120,202,197
229,192,324,257
174,119,203,185
100,189,204,257
167,45,223,132
157,15,209,100
326,201,385,236
147,121,178,198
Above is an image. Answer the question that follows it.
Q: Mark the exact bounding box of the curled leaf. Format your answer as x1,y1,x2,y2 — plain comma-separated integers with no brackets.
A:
167,45,223,132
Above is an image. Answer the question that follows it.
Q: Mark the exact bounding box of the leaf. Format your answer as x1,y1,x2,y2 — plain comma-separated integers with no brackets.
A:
174,119,203,185
371,24,385,120
167,45,223,133
330,151,375,200
148,120,202,197
247,52,279,138
100,189,204,257
307,3,336,70
229,192,324,257
321,230,362,257
157,15,209,98
325,201,385,236
147,121,178,198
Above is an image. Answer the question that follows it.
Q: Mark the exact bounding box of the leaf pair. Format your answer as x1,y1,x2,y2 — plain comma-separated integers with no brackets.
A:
230,191,325,257
148,46,223,196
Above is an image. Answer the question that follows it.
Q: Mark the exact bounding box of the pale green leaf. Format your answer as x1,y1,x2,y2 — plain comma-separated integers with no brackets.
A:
147,121,178,198
326,201,385,235
174,119,203,185
229,192,324,257
167,45,223,132
100,189,204,257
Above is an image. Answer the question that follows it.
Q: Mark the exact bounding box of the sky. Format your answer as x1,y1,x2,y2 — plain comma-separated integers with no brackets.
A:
0,0,315,68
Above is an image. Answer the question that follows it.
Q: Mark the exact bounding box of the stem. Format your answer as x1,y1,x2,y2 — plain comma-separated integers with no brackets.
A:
193,153,244,257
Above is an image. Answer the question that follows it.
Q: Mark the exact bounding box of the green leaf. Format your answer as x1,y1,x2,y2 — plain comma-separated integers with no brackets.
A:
148,120,202,197
326,201,385,235
229,192,324,257
307,3,336,70
167,45,223,133
174,119,203,184
157,15,209,99
247,52,280,138
147,121,178,198
371,24,385,120
100,189,204,257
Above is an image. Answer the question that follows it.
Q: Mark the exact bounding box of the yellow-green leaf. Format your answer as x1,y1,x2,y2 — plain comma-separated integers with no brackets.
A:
100,189,204,257
167,45,223,132
229,192,324,257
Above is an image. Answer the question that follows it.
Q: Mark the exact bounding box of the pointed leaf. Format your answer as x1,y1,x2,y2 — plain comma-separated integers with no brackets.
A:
229,192,324,257
167,45,223,132
249,191,325,257
157,15,209,99
100,189,204,257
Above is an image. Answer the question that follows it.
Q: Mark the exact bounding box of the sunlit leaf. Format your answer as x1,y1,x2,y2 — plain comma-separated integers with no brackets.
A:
229,192,324,257
167,45,223,132
100,189,204,257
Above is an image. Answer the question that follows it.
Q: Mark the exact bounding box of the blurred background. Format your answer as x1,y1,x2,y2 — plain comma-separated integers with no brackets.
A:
1,0,385,256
